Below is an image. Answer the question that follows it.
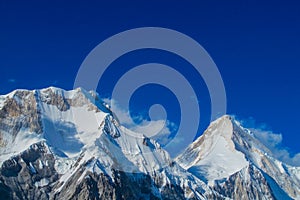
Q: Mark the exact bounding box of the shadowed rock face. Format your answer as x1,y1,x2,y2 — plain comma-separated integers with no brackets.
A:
52,163,188,200
0,142,58,200
213,165,276,200
0,145,206,200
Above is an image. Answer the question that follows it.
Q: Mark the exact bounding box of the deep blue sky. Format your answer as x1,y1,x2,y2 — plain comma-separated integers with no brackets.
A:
0,1,299,154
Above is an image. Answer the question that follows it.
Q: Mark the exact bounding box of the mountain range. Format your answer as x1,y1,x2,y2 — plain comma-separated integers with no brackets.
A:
0,87,299,200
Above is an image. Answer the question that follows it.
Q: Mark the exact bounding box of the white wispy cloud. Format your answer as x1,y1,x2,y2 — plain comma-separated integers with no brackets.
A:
251,129,300,166
8,78,16,83
103,98,176,142
240,117,300,166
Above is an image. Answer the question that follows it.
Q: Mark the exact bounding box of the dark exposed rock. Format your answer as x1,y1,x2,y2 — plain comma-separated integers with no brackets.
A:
0,142,59,200
53,159,195,200
213,165,276,200
1,158,22,177
0,179,12,199
103,115,120,138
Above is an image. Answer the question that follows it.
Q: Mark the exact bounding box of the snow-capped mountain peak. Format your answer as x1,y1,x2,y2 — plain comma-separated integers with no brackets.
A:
177,115,300,199
176,115,248,184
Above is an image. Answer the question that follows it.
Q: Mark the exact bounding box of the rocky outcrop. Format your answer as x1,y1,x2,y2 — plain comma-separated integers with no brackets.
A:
0,90,42,148
38,87,100,112
0,142,58,200
53,160,207,200
213,165,276,200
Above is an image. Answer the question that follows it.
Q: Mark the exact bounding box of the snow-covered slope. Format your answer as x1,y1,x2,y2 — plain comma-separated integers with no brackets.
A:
0,87,167,172
0,87,221,200
176,116,248,184
1,87,300,200
176,115,300,199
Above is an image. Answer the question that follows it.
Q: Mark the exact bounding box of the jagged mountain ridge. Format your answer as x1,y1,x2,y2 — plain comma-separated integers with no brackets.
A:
0,87,219,200
176,115,300,199
0,87,299,200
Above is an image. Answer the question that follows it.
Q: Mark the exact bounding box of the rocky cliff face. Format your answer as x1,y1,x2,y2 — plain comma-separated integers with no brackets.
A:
0,87,299,200
0,142,58,200
0,90,42,147
213,165,276,200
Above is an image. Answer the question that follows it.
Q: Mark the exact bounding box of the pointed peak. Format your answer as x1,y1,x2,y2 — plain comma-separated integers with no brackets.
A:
202,115,234,137
210,114,234,125
208,115,254,137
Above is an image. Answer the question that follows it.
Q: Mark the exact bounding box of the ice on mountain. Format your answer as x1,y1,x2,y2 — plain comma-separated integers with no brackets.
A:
28,162,37,174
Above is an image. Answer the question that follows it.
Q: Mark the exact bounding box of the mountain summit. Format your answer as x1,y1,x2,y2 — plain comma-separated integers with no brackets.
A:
177,115,300,199
0,87,299,200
